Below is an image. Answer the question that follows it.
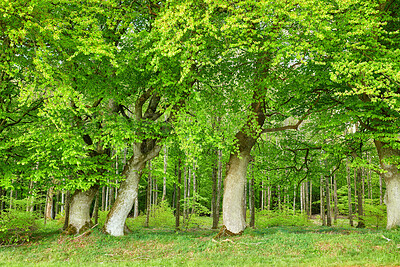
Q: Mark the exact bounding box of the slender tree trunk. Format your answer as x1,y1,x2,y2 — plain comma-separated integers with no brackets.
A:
333,174,339,224
162,145,167,202
183,165,187,224
325,175,332,226
379,173,384,205
0,188,3,212
133,196,139,218
45,186,55,220
212,152,219,229
320,175,326,226
192,161,196,215
175,158,182,230
145,162,151,227
267,183,271,211
249,171,255,228
293,184,297,215
62,191,71,230
346,163,354,227
92,191,100,225
101,186,106,211
356,167,365,228
64,185,99,235
216,149,223,222
354,169,357,214
278,185,281,211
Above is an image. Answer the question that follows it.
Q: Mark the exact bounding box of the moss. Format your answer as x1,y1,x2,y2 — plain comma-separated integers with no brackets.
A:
214,225,244,239
63,220,93,235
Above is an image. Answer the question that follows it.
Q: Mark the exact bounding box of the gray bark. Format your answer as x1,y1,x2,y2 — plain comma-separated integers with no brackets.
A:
64,186,98,235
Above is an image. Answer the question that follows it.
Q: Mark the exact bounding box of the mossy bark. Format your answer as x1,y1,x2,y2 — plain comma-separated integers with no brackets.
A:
63,186,98,235
375,140,400,229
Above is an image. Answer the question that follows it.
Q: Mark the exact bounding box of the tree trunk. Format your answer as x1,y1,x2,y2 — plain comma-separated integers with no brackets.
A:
192,161,196,215
101,186,106,211
222,150,252,235
356,167,365,228
374,141,400,229
320,175,326,226
267,182,271,211
64,186,98,235
249,169,255,228
293,184,297,215
346,163,354,227
325,175,332,226
333,174,339,224
379,173,384,205
216,149,223,221
175,158,182,230
92,191,100,225
104,141,161,236
145,161,152,228
162,144,167,202
45,186,55,220
63,191,71,231
211,151,219,229
134,195,139,218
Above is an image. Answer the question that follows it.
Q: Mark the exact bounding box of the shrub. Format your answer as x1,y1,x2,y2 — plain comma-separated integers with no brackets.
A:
256,208,312,228
0,209,37,246
148,201,175,228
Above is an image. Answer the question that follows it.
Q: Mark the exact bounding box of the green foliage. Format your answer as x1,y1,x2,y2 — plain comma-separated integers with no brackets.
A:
362,200,387,229
147,201,176,228
257,208,312,228
0,209,37,246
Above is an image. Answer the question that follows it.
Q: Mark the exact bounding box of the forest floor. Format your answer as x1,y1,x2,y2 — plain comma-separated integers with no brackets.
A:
1,216,400,266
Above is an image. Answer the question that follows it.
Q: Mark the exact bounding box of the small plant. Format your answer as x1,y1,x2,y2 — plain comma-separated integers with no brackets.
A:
0,208,37,246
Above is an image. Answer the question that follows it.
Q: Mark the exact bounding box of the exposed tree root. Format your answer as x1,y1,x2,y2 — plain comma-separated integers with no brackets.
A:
214,225,243,239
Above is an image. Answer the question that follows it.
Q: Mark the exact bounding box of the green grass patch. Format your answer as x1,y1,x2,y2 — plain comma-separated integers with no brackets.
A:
1,215,400,266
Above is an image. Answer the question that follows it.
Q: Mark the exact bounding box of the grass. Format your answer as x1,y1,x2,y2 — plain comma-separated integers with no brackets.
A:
1,214,400,266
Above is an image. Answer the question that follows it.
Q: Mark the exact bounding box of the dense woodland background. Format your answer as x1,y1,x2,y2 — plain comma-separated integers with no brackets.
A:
1,0,400,246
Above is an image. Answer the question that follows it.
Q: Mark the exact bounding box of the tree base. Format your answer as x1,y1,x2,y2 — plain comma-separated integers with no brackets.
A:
214,225,244,239
63,221,93,235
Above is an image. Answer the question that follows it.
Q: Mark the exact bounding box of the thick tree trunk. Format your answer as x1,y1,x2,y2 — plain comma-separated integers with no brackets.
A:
64,186,98,235
374,140,400,229
222,151,252,235
104,141,161,236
